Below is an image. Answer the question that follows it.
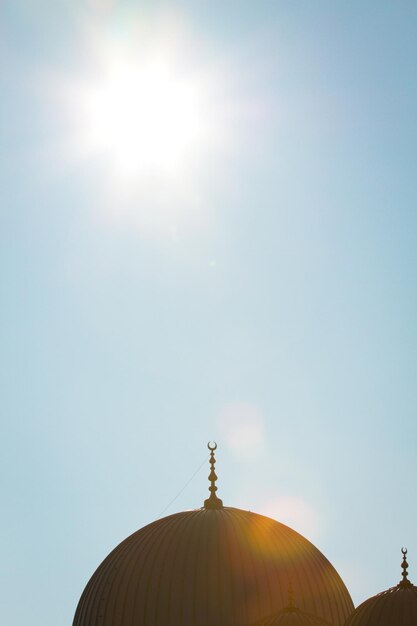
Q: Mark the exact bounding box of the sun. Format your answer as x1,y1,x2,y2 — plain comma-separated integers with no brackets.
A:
51,13,233,234
66,13,224,189
80,54,210,179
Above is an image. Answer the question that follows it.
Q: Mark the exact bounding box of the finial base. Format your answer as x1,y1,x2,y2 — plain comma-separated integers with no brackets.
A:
398,579,412,589
204,495,223,509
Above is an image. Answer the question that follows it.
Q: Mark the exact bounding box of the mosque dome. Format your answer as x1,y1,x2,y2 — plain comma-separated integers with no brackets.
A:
73,444,353,626
343,549,417,626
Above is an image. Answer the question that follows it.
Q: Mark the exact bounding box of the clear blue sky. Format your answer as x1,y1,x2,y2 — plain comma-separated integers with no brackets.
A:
1,2,416,625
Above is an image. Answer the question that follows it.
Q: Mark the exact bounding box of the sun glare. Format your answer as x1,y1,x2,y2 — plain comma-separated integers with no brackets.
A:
49,12,234,234
81,56,209,178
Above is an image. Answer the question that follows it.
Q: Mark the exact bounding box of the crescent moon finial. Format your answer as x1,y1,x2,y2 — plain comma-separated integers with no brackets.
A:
204,442,223,510
400,547,411,587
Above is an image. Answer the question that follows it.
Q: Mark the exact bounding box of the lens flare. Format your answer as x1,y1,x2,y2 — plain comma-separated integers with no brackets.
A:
217,402,266,460
260,496,320,540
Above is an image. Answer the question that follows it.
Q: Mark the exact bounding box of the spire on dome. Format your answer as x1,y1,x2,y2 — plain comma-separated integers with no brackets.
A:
398,548,412,588
204,442,223,509
286,579,297,610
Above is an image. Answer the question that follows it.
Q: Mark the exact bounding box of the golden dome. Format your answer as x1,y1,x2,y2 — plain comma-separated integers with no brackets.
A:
73,446,353,626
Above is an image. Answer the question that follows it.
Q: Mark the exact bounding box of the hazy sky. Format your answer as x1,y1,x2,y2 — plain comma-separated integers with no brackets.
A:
1,2,416,625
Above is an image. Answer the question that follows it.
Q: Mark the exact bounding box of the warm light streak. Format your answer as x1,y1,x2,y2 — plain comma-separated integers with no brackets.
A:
260,496,319,540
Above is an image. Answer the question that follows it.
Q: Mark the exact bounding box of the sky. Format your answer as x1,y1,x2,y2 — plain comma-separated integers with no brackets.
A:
1,1,416,625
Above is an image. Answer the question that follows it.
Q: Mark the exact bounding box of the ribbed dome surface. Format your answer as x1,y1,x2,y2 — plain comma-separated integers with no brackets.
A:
344,583,417,626
257,606,331,626
74,507,353,626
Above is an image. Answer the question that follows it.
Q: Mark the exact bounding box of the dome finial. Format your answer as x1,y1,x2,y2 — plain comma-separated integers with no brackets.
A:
399,547,412,588
204,442,223,509
287,579,296,610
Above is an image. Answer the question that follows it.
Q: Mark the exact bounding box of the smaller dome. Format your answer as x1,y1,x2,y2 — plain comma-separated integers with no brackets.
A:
256,606,331,626
256,583,332,626
344,549,417,626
